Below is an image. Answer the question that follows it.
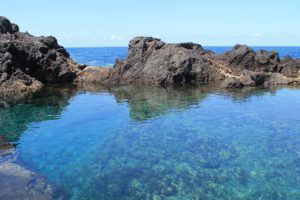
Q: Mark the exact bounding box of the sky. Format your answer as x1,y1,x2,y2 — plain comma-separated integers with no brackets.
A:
1,0,300,47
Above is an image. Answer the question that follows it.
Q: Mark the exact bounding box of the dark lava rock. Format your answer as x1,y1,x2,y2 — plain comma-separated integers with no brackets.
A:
107,37,224,86
102,37,300,88
0,17,13,34
0,16,80,97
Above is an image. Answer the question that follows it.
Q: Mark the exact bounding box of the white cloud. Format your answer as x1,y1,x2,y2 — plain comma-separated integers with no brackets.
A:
109,34,124,41
253,33,263,37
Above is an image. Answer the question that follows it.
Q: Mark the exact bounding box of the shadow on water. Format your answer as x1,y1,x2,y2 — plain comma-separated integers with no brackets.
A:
0,84,300,199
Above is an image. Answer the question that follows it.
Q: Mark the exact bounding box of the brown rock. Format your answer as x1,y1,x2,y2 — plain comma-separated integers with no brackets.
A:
75,66,112,84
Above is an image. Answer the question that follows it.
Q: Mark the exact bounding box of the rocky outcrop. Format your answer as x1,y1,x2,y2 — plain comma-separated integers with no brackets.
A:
1,15,299,91
0,16,80,97
106,37,223,85
90,37,300,88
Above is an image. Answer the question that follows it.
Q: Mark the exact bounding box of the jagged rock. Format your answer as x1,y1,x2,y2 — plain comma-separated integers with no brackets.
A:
107,37,224,85
103,37,300,88
280,57,300,78
0,16,80,97
218,45,281,75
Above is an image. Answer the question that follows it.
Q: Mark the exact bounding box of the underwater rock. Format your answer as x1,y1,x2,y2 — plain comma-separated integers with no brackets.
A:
0,159,67,200
0,16,80,97
0,135,14,150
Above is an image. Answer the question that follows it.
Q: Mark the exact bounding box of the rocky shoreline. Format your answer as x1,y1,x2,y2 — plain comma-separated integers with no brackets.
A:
90,37,300,88
0,17,80,98
1,16,300,98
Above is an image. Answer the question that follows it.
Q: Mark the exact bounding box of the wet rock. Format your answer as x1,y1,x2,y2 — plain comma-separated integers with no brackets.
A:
0,16,80,97
221,78,244,89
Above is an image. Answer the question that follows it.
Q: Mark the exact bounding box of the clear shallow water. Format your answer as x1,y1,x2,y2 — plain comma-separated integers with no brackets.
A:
67,46,300,66
1,85,300,199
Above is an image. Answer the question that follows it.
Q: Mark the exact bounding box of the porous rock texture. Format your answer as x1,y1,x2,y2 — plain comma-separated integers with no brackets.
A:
92,37,300,88
0,16,79,97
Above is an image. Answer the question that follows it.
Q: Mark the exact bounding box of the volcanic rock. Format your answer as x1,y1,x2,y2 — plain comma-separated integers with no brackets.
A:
0,16,80,97
103,37,300,88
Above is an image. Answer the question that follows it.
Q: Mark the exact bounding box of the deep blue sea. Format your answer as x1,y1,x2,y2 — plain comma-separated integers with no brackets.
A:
67,46,300,66
1,47,300,199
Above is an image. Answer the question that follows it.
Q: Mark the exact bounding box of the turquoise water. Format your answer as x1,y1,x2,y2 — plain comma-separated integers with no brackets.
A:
67,46,300,66
1,85,300,199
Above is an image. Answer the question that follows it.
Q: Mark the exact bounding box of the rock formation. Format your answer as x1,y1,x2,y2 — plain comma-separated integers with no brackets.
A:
85,37,299,88
0,16,80,97
1,16,299,91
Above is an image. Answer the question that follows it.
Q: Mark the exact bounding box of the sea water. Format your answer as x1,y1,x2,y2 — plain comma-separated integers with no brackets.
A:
1,47,300,199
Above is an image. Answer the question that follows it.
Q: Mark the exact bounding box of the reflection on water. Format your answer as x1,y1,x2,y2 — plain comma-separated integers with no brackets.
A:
1,85,300,199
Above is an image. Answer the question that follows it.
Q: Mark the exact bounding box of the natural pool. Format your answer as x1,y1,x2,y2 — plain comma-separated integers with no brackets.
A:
0,85,300,199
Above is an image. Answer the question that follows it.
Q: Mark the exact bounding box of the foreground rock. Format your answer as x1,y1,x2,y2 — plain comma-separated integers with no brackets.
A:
0,16,79,97
85,37,299,88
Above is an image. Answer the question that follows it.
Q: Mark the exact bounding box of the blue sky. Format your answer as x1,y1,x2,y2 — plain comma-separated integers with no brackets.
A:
1,0,300,47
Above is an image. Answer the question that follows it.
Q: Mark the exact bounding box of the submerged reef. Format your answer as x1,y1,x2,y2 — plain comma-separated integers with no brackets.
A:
0,151,68,200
